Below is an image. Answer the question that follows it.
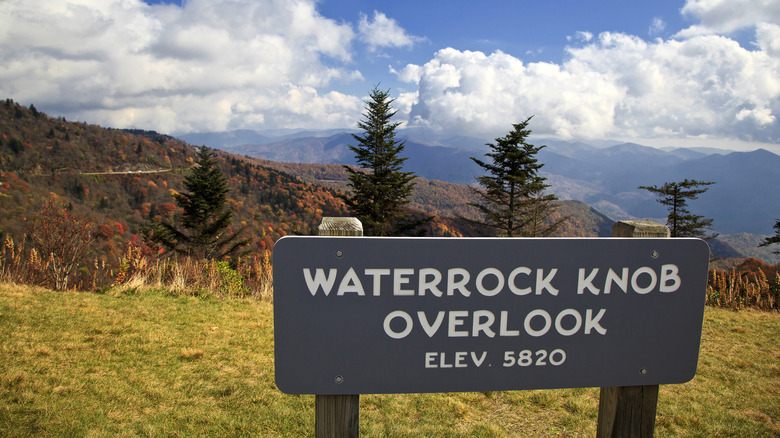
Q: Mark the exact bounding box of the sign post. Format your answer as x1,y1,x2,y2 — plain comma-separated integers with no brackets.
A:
274,218,709,436
596,220,670,438
314,217,362,438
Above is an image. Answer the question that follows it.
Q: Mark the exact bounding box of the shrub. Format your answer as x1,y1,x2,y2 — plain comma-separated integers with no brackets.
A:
24,199,96,290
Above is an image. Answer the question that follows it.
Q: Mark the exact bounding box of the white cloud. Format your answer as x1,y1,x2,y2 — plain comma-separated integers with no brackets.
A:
756,22,780,56
649,17,666,36
397,29,780,142
0,0,363,133
736,107,776,125
567,31,594,43
399,48,622,139
358,10,424,52
1,0,777,147
677,0,780,37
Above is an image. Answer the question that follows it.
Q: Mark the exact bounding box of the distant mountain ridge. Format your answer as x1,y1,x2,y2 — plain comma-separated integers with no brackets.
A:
183,129,780,236
251,159,616,238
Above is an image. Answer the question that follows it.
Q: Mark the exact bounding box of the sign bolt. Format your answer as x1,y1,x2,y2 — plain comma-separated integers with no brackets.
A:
650,250,659,259
640,367,647,375
336,250,343,258
335,375,344,384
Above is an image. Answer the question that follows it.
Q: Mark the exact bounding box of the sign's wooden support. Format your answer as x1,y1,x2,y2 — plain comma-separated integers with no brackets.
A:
315,394,359,438
597,385,659,438
596,220,670,438
315,217,362,438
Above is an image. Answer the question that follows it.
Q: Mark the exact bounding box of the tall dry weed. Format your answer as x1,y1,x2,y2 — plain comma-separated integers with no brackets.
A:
1,234,51,287
111,239,273,300
2,229,274,300
707,267,779,311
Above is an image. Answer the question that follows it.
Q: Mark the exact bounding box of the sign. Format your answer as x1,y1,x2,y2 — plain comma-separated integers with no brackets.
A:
273,237,709,395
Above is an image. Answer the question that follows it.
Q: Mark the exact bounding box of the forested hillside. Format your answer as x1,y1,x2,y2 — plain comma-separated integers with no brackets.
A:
0,99,351,266
0,99,484,266
0,98,615,276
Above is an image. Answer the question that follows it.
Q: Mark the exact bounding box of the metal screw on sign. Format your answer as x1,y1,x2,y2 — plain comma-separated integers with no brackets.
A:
650,250,659,259
640,368,648,375
336,250,343,258
335,376,344,384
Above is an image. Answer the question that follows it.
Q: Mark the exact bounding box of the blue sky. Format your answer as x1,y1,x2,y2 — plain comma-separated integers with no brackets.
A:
321,1,684,88
1,0,778,151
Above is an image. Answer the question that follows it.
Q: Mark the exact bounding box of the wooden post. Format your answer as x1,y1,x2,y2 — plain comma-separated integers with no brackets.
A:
315,217,362,438
596,220,669,438
611,220,670,239
316,394,360,438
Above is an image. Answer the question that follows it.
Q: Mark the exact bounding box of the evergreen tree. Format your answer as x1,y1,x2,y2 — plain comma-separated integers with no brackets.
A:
759,219,780,254
344,86,429,236
639,179,717,238
153,147,246,259
468,117,563,237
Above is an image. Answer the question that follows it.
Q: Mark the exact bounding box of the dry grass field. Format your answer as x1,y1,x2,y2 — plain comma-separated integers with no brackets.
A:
1,284,777,437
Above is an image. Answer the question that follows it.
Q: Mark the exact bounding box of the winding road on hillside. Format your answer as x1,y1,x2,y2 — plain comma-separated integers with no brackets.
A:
79,168,176,176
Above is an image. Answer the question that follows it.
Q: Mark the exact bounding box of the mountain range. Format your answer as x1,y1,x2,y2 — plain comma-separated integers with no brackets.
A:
181,130,780,237
1,98,776,266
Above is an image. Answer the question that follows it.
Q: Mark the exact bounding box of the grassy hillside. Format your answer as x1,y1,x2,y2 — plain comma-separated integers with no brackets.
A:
1,284,777,437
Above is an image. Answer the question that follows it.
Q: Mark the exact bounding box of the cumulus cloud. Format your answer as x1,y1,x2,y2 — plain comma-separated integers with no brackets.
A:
398,49,623,139
358,10,424,52
398,28,780,142
2,0,778,146
677,0,780,37
0,0,364,133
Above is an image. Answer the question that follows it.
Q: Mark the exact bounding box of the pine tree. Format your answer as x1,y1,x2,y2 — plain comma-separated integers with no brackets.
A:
344,86,429,236
758,219,780,254
153,147,246,259
468,117,563,237
639,179,717,238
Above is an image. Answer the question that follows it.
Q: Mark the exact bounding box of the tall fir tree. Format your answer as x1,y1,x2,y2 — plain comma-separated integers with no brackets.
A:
639,179,717,238
468,117,563,237
153,146,246,259
344,86,429,236
758,219,780,254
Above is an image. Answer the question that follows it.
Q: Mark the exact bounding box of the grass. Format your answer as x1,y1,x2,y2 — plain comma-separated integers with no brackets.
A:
1,284,778,437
